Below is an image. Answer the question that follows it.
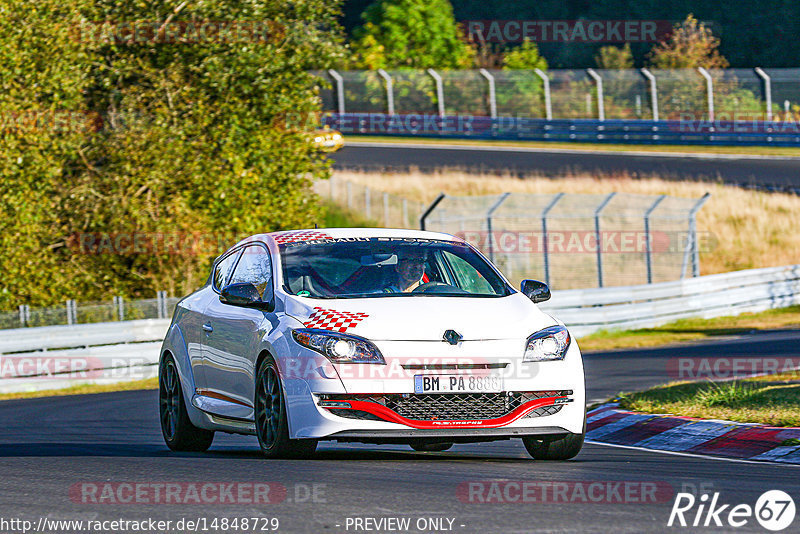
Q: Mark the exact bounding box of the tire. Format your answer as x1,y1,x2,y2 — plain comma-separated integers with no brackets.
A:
522,415,586,461
159,355,214,452
410,441,453,452
255,356,317,459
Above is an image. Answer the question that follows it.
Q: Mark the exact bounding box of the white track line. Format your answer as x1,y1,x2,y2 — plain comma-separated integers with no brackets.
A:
347,140,800,162
586,439,800,467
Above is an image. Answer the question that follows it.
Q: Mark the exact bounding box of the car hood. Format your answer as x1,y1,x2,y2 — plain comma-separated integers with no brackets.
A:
282,293,556,341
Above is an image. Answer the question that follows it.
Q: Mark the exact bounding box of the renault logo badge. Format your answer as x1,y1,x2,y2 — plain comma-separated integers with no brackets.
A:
443,330,462,345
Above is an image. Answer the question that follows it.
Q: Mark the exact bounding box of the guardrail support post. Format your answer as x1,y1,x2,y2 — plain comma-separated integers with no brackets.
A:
644,195,666,284
594,193,617,288
420,193,446,231
376,69,395,115
586,69,605,121
697,67,715,122
479,68,497,119
534,68,552,120
754,67,772,121
690,193,711,277
427,68,445,118
327,69,345,115
640,68,659,121
541,193,565,287
486,192,511,263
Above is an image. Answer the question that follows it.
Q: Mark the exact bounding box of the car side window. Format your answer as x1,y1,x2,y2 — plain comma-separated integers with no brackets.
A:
228,244,272,299
213,250,241,291
442,251,494,294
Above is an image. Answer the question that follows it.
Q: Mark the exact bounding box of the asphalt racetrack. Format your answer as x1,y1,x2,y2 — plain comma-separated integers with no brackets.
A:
332,142,800,190
2,330,798,533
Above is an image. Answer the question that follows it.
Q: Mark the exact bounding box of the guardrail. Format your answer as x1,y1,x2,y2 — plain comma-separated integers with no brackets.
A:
3,264,799,393
541,264,800,337
324,114,800,147
0,319,170,394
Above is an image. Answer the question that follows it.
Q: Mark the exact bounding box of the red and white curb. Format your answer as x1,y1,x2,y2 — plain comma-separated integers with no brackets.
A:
587,403,800,463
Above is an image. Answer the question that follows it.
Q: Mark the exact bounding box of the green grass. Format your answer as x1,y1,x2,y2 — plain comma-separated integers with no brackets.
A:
577,306,800,352
318,199,379,228
616,373,800,427
0,377,158,402
347,135,800,157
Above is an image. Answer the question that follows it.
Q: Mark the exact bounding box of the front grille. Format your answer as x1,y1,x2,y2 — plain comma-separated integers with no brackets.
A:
321,391,570,421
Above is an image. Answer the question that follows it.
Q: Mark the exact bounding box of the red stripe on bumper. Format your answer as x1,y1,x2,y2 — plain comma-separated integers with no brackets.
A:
326,396,568,429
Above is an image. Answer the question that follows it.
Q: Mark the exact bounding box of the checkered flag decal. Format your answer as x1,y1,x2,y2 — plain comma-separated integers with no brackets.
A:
272,231,333,244
303,307,369,333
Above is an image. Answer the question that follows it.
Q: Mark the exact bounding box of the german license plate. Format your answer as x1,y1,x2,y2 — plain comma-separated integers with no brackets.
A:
414,374,503,393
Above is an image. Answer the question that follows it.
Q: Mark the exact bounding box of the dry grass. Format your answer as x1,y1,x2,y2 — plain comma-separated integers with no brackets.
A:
0,377,158,402
334,169,800,275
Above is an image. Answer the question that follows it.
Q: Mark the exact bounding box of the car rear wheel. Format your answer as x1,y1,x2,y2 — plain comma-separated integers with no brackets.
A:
159,355,214,452
522,416,585,460
255,356,317,459
410,441,453,452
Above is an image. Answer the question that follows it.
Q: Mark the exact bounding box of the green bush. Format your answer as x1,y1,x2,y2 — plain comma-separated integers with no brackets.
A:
0,0,345,310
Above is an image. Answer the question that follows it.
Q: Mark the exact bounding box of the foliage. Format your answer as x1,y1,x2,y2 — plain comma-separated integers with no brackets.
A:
502,40,548,71
0,0,345,310
595,44,633,70
648,15,729,70
351,0,474,69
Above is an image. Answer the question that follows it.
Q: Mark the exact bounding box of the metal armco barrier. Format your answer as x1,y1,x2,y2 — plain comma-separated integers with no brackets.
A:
323,114,800,147
540,264,800,337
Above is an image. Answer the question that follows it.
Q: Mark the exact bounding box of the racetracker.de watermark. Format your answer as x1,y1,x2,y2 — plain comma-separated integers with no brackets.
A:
671,113,800,133
463,20,673,43
668,357,800,380
457,480,674,503
0,110,101,135
71,20,285,45
456,230,717,255
69,482,326,505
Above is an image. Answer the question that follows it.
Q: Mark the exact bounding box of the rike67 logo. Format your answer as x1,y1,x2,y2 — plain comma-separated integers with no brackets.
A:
668,490,796,531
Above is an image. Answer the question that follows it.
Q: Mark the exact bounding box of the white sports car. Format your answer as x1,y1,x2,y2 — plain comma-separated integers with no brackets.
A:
159,228,586,459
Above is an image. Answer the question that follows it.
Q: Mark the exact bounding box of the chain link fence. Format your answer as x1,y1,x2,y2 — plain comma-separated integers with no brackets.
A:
2,291,179,329
315,68,798,121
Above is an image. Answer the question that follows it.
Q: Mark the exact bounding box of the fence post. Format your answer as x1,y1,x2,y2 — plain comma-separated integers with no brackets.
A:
113,296,125,322
327,69,345,115
427,68,445,118
754,67,772,121
365,187,371,219
383,192,390,227
594,193,617,288
479,68,497,119
644,195,666,284
534,68,552,120
18,304,29,327
697,67,715,122
691,193,711,277
640,68,659,121
485,193,511,263
541,193,565,287
156,291,165,319
402,198,408,227
376,69,395,115
586,69,605,121
420,193,446,231
346,181,352,210
66,299,76,325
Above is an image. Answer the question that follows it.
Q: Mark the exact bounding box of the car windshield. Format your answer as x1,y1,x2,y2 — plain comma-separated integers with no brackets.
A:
279,237,512,299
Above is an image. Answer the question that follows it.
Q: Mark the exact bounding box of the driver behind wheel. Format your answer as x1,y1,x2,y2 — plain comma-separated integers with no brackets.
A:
386,248,428,293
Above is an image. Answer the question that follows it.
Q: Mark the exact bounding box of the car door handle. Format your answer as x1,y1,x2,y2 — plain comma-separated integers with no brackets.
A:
202,323,213,333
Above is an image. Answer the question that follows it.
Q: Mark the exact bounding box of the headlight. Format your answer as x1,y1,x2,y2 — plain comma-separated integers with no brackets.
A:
292,328,385,364
523,325,571,362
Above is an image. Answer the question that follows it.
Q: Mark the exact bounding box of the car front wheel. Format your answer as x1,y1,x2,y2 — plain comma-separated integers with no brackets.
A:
255,356,317,459
159,355,214,452
522,415,585,460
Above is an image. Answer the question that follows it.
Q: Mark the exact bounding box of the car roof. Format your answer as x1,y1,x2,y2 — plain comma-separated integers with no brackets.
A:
233,228,462,248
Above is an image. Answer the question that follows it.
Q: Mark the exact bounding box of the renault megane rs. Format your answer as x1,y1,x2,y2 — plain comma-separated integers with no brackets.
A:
159,228,585,459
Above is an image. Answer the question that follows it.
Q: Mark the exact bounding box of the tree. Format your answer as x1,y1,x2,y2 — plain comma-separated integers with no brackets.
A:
595,44,634,69
0,0,345,310
351,0,474,69
648,15,729,69
502,40,548,71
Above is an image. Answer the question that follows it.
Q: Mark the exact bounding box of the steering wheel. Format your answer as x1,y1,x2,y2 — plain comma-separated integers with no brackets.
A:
412,281,466,294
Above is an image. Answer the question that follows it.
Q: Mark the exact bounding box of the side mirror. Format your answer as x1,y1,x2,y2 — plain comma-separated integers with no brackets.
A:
220,282,273,311
521,279,551,303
